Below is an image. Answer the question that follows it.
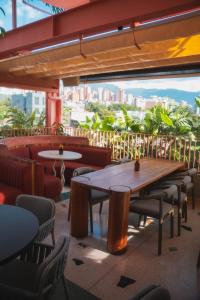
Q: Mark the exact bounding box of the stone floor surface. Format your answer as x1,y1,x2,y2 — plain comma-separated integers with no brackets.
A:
51,193,200,300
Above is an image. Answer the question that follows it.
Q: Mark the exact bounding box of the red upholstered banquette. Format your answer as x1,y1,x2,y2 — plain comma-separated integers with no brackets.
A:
0,135,112,204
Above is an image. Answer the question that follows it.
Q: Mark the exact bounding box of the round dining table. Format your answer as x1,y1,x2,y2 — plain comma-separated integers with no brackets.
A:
0,205,39,265
38,150,82,187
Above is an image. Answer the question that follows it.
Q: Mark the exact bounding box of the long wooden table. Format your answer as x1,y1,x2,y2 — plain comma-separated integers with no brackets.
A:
71,159,184,254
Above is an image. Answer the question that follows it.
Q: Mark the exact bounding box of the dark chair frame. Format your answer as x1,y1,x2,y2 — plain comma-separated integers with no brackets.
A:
129,284,171,300
148,181,186,236
0,236,70,300
130,193,174,256
16,194,56,245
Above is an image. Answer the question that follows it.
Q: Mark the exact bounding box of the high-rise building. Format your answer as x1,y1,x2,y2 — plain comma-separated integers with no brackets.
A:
11,92,45,116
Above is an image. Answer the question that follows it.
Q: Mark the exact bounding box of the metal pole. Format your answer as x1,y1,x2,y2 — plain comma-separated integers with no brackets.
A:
12,0,17,29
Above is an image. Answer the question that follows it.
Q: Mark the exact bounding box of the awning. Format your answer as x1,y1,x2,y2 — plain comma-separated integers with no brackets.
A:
0,12,199,90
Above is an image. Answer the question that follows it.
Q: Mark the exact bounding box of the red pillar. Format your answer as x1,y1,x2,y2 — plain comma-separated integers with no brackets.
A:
46,91,62,127
12,0,17,29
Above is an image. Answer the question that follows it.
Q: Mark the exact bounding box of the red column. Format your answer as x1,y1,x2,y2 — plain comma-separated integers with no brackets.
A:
12,0,17,29
45,91,62,127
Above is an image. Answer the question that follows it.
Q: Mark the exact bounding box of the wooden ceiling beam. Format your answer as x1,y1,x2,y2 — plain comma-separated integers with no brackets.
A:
47,55,200,79
0,73,59,92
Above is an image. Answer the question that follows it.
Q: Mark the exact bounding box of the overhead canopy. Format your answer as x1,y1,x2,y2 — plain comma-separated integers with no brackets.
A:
0,12,200,90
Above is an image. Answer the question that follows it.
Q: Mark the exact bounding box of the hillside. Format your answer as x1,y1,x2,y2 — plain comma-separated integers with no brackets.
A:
89,83,199,106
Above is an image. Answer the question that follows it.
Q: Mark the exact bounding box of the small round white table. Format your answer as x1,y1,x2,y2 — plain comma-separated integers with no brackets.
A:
38,150,82,187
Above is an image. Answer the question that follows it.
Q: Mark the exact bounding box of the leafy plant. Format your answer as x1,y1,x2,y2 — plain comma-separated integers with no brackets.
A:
0,6,5,36
5,107,45,128
52,122,65,135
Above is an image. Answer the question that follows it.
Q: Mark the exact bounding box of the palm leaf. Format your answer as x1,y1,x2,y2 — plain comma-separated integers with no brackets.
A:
0,7,5,16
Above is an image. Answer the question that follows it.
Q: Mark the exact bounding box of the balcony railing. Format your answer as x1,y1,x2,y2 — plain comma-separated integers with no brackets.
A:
0,126,199,170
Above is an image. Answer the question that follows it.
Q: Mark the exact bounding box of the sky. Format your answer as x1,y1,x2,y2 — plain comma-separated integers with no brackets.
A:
108,77,200,92
0,1,199,94
0,0,51,30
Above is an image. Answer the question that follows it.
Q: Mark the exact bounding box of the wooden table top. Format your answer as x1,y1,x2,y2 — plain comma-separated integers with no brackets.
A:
72,159,185,193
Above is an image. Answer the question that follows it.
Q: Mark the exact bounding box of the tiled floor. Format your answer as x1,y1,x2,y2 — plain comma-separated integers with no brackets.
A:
53,194,200,300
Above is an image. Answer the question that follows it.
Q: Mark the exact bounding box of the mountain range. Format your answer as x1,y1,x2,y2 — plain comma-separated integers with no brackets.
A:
89,83,200,107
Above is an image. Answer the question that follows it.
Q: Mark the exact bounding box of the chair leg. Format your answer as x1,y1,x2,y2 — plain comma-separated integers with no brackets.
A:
138,215,142,227
192,188,195,210
158,220,163,256
62,275,69,300
99,201,103,214
184,201,188,223
177,186,182,236
67,199,71,221
170,213,174,238
51,229,56,246
89,200,93,233
143,216,147,227
197,251,200,268
178,207,181,237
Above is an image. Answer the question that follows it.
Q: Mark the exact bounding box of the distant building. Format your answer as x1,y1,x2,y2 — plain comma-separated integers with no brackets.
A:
11,92,45,116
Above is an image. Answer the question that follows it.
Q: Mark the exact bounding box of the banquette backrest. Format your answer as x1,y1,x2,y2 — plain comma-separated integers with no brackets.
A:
0,135,89,149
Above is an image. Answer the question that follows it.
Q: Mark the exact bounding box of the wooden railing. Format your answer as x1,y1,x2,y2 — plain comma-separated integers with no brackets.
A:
65,127,200,170
1,126,199,170
0,127,55,137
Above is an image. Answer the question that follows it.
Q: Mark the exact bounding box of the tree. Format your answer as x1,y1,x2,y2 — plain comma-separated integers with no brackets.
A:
195,96,200,108
5,107,45,128
0,6,5,36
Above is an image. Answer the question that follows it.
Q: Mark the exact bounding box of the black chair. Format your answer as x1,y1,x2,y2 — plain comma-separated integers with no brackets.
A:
0,236,70,300
130,285,171,300
148,183,187,236
16,194,56,245
164,168,197,209
130,192,174,255
68,167,109,233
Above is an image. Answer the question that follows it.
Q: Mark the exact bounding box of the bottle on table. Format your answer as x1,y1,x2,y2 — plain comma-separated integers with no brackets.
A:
59,144,64,155
135,156,140,171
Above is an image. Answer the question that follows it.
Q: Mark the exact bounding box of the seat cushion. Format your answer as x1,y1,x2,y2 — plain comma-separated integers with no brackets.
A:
0,183,22,205
91,189,109,204
43,175,62,201
130,199,173,218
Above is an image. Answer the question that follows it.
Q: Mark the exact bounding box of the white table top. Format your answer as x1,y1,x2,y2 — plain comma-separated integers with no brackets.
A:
38,150,82,161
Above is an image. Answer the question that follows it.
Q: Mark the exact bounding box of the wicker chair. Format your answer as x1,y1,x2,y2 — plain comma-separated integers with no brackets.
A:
130,285,171,300
0,236,70,300
16,194,56,245
68,167,109,233
130,192,174,256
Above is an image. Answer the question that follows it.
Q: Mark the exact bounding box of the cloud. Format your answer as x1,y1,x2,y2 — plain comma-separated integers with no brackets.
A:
107,77,200,92
0,19,5,27
17,0,44,20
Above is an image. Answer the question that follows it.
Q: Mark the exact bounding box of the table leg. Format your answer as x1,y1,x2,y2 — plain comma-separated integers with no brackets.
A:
60,160,65,187
107,186,130,255
71,180,89,238
52,160,57,177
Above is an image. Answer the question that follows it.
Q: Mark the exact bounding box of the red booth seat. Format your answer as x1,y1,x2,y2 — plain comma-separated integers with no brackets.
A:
0,157,32,205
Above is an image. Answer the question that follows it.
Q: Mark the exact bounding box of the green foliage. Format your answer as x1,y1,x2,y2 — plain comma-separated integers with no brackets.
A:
28,1,64,14
79,101,200,140
0,98,11,123
0,6,5,36
5,107,45,128
85,102,114,119
108,103,140,112
52,122,65,135
195,97,200,108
